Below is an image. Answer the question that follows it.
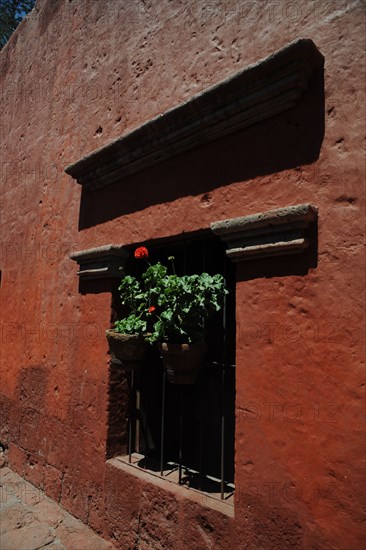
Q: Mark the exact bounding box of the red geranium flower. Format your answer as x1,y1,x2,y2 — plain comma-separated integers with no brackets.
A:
148,306,156,313
134,246,149,260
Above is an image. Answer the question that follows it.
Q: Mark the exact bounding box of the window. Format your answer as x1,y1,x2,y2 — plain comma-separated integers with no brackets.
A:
110,233,236,502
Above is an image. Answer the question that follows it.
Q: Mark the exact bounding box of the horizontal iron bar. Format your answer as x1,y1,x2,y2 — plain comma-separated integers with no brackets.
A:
206,361,236,368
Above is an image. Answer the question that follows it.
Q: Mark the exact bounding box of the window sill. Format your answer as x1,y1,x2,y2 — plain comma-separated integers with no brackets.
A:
107,454,234,518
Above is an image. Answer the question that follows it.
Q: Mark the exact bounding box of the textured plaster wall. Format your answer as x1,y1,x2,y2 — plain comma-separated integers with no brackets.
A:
0,1,365,549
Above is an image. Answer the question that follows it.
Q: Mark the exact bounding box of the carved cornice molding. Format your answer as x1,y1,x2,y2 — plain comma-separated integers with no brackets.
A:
70,205,317,276
211,204,317,262
70,245,129,279
65,39,323,191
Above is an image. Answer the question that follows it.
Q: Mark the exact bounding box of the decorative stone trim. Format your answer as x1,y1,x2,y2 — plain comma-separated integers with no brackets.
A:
65,39,323,191
211,204,317,262
70,245,129,279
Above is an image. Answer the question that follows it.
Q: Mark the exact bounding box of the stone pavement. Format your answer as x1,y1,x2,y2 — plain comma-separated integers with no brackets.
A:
0,467,115,550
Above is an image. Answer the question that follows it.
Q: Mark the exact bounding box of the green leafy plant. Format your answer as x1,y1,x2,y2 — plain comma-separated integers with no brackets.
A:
114,247,228,344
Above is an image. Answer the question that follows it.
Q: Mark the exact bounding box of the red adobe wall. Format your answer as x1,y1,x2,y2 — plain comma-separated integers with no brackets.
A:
1,1,365,549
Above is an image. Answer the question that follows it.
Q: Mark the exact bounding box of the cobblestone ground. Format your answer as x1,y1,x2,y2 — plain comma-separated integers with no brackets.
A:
0,466,115,550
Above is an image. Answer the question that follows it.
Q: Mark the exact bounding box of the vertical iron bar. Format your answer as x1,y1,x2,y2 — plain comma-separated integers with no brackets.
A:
128,370,134,464
220,253,228,499
199,388,203,491
178,241,187,485
199,220,206,491
179,387,183,484
135,372,140,454
160,369,166,476
222,254,227,359
220,366,225,499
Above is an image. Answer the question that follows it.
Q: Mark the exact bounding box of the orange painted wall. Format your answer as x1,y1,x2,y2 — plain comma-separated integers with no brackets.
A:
1,1,365,548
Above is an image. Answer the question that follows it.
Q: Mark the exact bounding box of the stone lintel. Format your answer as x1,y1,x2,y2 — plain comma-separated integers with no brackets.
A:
70,245,129,279
211,204,317,262
65,39,324,191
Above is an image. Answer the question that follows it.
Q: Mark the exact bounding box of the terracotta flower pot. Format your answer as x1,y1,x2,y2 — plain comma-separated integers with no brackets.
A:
106,330,147,371
158,342,207,384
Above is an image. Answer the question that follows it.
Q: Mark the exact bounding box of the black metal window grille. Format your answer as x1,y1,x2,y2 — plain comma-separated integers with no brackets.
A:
124,234,235,500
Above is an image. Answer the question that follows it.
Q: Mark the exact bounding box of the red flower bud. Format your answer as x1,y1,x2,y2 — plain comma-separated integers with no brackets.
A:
148,306,156,313
134,246,149,260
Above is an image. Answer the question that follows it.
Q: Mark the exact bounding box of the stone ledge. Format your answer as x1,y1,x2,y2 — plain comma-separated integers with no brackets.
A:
107,456,234,518
70,245,129,279
211,204,317,262
65,39,323,191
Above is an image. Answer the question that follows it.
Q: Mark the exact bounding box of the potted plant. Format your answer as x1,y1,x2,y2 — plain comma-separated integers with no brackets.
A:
108,246,227,382
105,247,150,371
105,330,148,371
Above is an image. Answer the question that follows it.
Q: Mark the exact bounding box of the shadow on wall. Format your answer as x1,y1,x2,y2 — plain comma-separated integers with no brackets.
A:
1,366,49,463
4,360,125,470
78,68,324,230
